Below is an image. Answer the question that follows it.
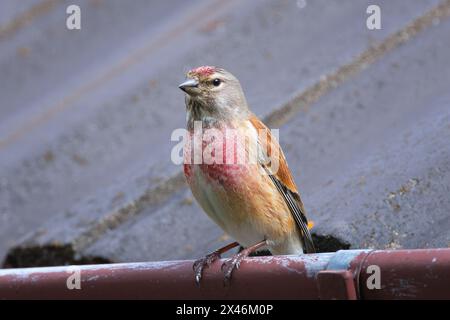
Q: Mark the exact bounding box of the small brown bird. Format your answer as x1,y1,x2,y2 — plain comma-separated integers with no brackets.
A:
179,66,315,284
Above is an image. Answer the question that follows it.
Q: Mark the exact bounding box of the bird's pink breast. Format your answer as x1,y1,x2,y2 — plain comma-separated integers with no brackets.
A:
183,127,252,188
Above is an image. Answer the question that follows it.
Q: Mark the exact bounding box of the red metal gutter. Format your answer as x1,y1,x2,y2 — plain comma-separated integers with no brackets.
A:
0,249,449,299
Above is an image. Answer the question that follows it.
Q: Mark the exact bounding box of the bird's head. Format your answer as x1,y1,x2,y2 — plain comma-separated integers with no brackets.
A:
179,66,249,122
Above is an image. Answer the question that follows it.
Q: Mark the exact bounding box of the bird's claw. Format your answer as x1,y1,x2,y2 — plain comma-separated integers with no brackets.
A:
221,253,245,286
192,251,221,285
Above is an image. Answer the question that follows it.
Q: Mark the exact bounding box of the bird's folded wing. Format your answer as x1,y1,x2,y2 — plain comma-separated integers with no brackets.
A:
248,114,316,253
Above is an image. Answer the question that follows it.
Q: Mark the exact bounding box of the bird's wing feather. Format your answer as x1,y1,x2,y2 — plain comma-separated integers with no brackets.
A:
248,114,316,253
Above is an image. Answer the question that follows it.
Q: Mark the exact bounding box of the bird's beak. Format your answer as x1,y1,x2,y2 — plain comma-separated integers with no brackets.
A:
178,78,199,94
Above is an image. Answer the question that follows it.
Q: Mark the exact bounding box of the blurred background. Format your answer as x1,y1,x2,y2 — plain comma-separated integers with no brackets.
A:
1,0,450,268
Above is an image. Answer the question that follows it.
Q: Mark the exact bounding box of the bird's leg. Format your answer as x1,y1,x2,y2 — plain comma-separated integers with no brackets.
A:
193,241,239,285
221,240,267,285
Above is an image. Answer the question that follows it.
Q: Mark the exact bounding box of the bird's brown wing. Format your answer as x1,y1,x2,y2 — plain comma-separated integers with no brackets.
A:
249,114,316,253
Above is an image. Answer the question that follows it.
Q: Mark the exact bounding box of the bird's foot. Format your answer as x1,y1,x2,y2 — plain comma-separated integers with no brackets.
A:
193,251,221,285
220,240,267,286
221,251,248,286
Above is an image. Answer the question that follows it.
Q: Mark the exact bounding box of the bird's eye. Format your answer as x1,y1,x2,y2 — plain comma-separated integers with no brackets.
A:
212,78,221,86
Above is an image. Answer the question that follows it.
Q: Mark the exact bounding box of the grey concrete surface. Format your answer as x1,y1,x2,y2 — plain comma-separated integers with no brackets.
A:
1,0,449,267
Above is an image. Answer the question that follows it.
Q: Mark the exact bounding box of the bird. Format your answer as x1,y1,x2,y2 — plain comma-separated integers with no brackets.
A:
178,66,315,285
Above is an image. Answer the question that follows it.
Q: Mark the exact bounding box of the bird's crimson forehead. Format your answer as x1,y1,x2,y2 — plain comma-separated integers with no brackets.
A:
189,66,216,77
